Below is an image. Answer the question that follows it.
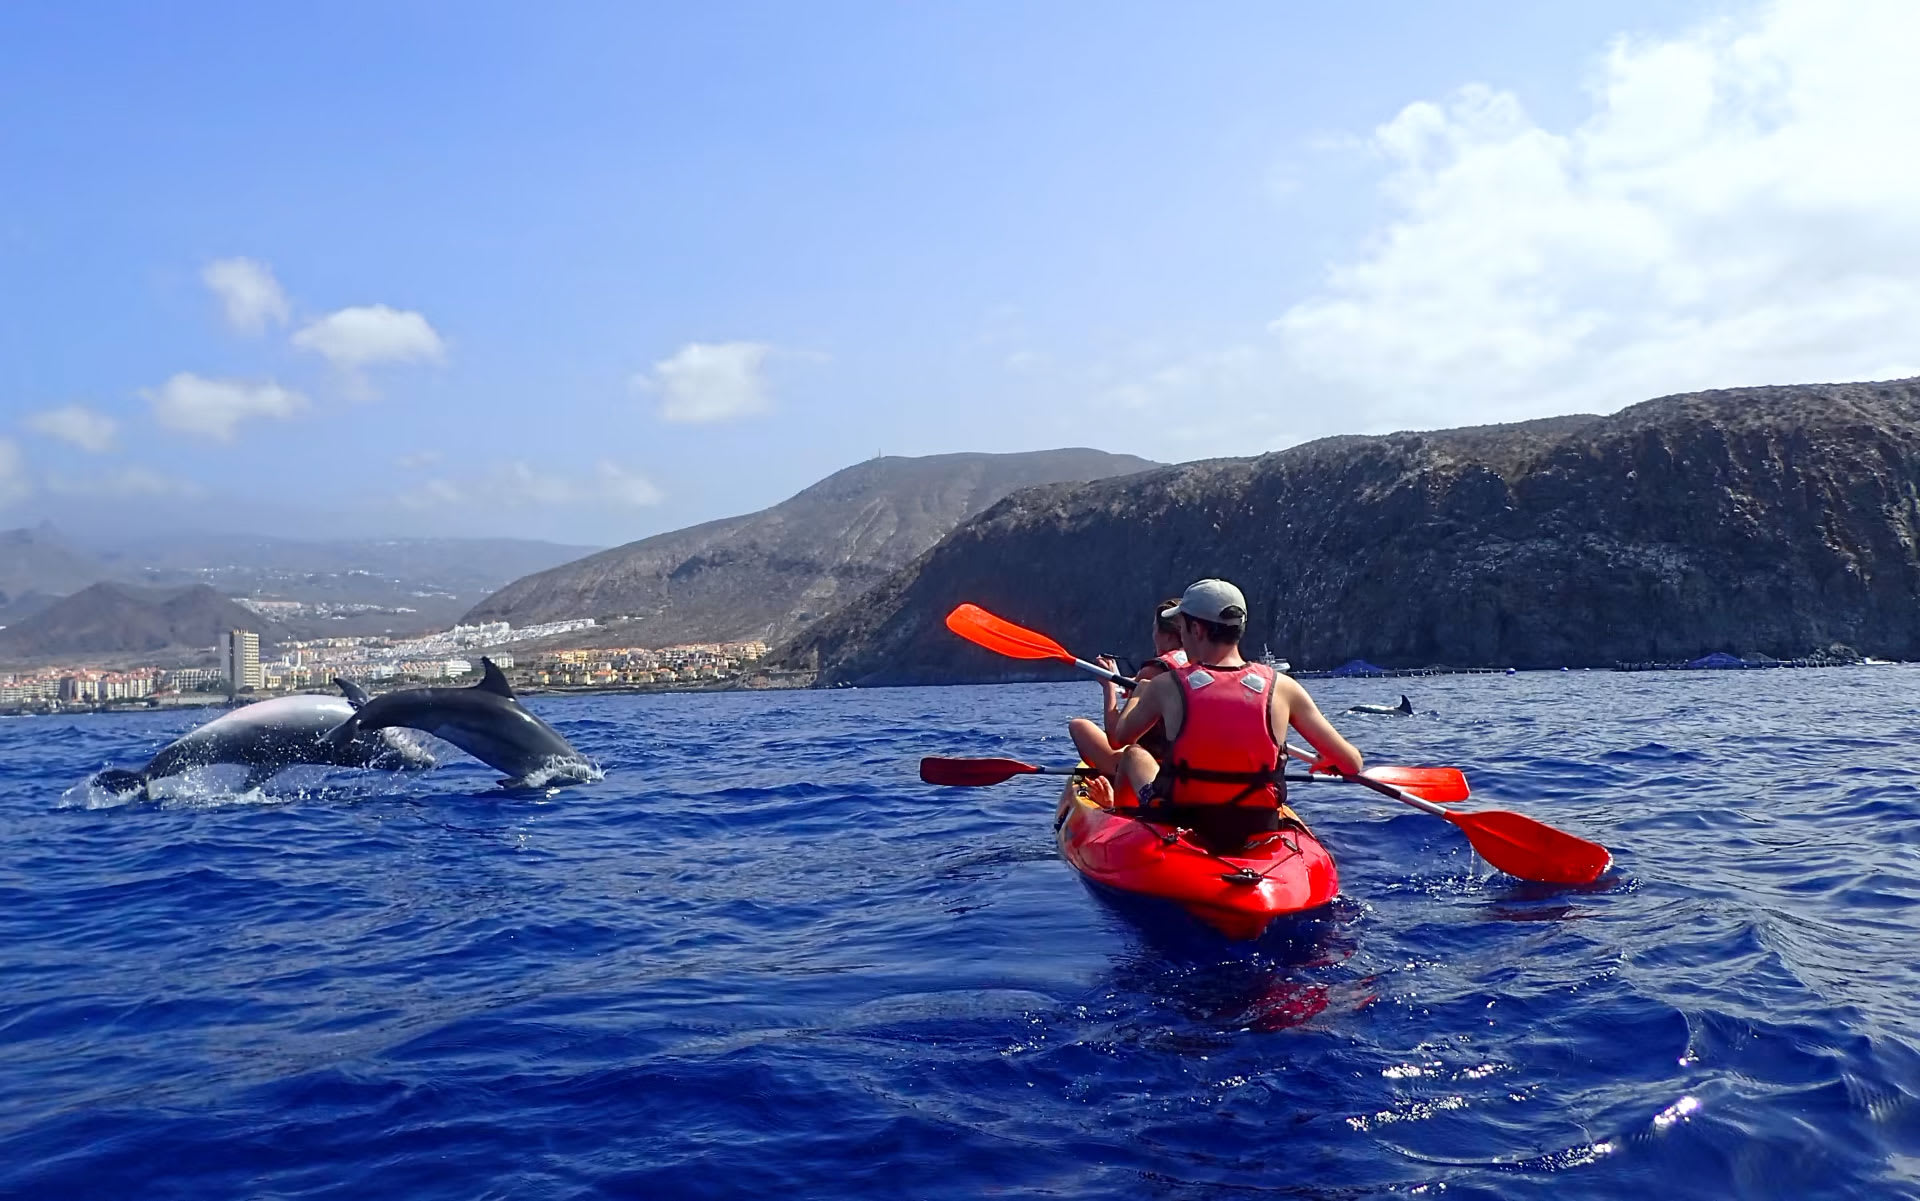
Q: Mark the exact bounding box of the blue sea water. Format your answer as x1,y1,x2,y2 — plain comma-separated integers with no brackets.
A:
4,667,1920,1198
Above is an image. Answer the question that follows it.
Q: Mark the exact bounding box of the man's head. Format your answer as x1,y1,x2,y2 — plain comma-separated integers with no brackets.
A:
1160,578,1248,651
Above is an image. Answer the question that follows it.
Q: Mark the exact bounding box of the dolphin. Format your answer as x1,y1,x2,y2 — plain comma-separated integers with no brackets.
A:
90,679,436,797
320,658,598,788
1347,694,1414,716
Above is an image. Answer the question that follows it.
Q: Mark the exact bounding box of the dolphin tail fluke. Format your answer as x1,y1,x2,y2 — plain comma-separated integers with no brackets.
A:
1398,694,1413,714
92,768,148,795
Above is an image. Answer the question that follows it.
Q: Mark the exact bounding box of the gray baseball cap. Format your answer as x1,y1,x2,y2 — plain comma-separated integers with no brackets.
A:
1159,578,1248,626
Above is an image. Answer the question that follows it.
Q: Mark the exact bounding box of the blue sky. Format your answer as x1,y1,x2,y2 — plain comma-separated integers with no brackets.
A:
4,1,1916,546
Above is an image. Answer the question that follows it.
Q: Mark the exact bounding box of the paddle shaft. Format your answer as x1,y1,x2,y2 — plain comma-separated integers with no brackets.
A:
1285,741,1445,815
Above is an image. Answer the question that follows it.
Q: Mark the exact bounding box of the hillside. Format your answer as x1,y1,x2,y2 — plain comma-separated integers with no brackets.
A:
771,379,1920,684
0,582,287,662
461,448,1158,644
0,524,113,610
0,529,599,639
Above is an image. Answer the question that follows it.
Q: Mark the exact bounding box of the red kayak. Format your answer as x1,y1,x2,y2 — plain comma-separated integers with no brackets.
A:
1054,767,1339,941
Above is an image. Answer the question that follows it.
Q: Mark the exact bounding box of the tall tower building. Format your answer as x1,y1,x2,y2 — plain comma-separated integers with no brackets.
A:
224,630,262,691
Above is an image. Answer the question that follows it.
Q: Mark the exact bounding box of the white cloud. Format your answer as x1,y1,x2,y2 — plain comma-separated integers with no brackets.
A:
25,404,118,453
46,466,204,498
636,341,773,423
398,477,467,509
1107,1,1920,448
394,450,443,470
144,373,308,442
0,439,28,508
1262,0,1920,430
595,461,664,507
201,257,290,335
293,305,448,371
401,460,663,510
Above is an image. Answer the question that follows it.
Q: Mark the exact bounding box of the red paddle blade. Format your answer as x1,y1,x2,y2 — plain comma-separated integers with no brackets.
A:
1362,766,1469,802
945,604,1075,663
1447,809,1612,885
919,756,1040,786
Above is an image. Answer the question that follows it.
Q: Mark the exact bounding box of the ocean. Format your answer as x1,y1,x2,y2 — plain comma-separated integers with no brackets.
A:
3,667,1918,1198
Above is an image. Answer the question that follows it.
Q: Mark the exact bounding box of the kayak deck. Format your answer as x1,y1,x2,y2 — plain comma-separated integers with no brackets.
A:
1054,768,1339,941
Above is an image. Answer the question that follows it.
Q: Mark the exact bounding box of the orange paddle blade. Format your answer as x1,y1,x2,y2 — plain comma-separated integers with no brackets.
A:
919,756,1042,786
1362,766,1469,802
1447,809,1612,885
945,604,1075,663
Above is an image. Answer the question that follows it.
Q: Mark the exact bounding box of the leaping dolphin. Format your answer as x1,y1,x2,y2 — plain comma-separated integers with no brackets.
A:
90,679,436,797
1347,694,1414,716
320,658,598,788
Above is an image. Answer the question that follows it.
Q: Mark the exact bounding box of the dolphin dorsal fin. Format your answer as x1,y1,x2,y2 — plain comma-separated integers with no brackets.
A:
476,658,515,699
335,677,371,709
1398,694,1413,713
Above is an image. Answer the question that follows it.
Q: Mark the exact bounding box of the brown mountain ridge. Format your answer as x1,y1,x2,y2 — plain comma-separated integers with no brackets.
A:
772,378,1920,684
462,448,1158,644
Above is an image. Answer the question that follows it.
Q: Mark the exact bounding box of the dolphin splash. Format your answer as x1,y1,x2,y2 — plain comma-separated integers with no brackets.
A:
90,679,436,797
321,658,598,788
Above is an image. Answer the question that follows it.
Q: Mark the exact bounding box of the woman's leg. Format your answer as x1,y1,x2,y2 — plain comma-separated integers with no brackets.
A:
1068,717,1121,775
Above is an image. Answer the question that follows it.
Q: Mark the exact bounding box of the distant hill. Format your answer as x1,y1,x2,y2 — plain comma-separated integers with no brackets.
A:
771,378,1920,684
0,529,600,641
0,523,113,603
0,582,288,662
462,448,1159,644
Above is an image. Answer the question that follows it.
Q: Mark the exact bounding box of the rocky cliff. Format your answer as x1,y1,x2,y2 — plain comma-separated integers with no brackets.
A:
773,379,1920,684
461,449,1157,644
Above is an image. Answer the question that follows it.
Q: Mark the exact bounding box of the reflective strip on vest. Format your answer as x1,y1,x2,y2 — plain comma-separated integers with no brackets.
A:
1165,661,1281,806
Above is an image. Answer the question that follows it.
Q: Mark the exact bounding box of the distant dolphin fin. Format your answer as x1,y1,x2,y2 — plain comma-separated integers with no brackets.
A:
91,767,147,795
476,658,515,699
335,677,372,709
1398,694,1413,714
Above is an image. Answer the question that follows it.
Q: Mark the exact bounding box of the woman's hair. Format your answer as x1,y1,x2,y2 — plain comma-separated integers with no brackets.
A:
1153,598,1183,637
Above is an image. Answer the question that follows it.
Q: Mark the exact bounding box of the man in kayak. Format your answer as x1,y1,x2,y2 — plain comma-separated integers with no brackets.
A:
1067,597,1187,775
1105,578,1365,851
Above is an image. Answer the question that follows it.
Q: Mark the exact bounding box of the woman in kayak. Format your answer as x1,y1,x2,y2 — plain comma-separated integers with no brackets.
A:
1067,597,1187,775
1107,578,1364,852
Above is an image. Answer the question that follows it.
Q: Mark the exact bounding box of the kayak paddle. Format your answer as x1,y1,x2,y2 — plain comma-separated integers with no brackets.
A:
920,755,1469,801
944,602,1612,886
1285,742,1611,885
945,602,1468,795
946,603,1137,687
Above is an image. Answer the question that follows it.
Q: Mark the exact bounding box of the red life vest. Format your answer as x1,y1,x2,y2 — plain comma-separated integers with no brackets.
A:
1135,649,1187,761
1142,648,1188,677
1160,661,1283,807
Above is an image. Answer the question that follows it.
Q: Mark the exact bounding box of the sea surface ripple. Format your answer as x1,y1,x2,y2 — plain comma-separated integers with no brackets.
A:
4,667,1920,1198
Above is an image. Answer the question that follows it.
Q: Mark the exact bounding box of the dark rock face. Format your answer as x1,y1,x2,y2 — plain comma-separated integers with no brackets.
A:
461,449,1158,644
0,583,285,661
773,380,1920,684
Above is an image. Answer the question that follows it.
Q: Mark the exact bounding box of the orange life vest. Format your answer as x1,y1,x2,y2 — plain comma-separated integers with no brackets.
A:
1158,661,1284,807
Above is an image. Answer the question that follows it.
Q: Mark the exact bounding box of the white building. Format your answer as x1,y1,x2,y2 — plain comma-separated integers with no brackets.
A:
224,630,262,691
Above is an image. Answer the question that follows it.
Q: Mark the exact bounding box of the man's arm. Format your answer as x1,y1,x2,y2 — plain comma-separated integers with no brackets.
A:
1277,677,1364,776
1109,674,1169,748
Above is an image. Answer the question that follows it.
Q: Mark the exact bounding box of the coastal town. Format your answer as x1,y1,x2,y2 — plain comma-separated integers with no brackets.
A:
0,618,788,715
